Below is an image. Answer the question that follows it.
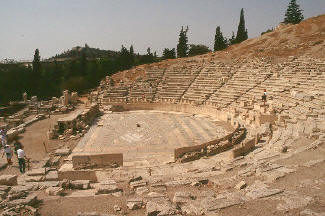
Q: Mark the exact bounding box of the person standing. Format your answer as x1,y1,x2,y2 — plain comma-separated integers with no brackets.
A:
17,147,27,173
13,138,23,156
2,145,13,165
262,89,267,106
1,129,7,148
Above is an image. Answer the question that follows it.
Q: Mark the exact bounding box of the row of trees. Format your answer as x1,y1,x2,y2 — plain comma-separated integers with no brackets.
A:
169,8,249,59
0,45,161,105
0,1,305,105
171,0,304,57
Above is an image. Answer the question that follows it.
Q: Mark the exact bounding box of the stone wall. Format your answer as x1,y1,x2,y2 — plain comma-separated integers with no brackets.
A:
49,103,100,140
72,153,123,169
232,135,260,158
111,103,230,122
174,127,247,163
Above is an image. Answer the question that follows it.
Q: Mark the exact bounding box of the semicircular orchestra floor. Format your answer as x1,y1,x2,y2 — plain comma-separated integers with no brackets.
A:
72,110,229,166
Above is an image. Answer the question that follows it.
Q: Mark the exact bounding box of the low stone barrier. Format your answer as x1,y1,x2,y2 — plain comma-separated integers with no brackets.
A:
72,153,123,169
174,127,247,163
58,163,97,182
232,134,260,158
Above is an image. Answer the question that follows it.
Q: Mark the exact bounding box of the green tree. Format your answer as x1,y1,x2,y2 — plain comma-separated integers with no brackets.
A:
284,0,304,24
32,48,41,74
129,45,135,65
32,48,42,94
229,31,236,45
177,26,189,58
188,44,210,57
214,26,227,51
261,28,274,35
79,50,88,76
162,48,176,59
235,8,248,44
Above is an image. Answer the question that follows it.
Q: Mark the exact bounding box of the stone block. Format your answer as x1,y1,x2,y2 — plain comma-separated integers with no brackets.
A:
72,153,123,169
235,181,247,190
26,168,46,176
95,184,122,195
126,198,143,210
54,148,71,156
173,191,193,204
0,175,18,186
45,187,64,196
58,163,97,182
70,180,90,190
45,171,58,181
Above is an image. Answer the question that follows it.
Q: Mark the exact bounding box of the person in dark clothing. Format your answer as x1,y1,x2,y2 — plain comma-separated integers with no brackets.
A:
13,138,23,156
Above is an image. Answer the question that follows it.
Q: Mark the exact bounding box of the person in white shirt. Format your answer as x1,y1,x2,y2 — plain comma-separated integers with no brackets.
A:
17,147,27,173
2,145,13,165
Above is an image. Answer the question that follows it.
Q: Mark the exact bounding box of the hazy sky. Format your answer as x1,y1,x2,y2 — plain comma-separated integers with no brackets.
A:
1,0,324,61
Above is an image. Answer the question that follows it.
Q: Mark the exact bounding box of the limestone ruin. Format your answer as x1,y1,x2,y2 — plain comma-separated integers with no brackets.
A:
1,14,325,216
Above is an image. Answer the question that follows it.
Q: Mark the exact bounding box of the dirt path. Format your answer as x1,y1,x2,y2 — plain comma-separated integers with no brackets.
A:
0,105,85,175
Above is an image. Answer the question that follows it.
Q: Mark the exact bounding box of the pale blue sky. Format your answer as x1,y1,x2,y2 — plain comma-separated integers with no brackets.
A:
0,0,324,61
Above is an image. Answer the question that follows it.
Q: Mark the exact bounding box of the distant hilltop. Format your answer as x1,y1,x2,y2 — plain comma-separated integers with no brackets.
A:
47,43,119,61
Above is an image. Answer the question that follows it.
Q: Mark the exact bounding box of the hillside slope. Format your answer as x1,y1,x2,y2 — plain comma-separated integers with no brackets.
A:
109,14,325,84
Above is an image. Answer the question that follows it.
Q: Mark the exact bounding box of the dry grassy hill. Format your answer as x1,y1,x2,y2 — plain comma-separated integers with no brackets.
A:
109,14,325,85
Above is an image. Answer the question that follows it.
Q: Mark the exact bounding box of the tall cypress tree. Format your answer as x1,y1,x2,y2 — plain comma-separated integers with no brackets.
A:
177,26,189,58
235,8,248,44
32,49,41,74
129,45,135,66
32,49,42,94
284,0,304,24
214,26,227,51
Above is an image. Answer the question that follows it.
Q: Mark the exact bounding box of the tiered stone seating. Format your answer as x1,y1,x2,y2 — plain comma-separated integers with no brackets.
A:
180,61,233,104
127,67,166,102
154,63,203,102
227,56,325,120
206,59,273,108
128,81,155,102
101,86,129,103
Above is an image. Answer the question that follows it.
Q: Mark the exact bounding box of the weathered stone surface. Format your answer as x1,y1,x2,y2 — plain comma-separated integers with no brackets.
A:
77,212,115,216
146,192,167,200
245,181,283,199
172,192,193,204
0,185,11,192
25,175,44,182
38,181,60,189
54,148,71,156
181,203,203,216
300,209,325,216
136,186,149,195
113,205,121,212
7,193,38,208
95,185,122,195
26,168,46,176
70,180,90,190
130,180,147,189
146,200,178,216
0,175,18,186
126,198,143,210
275,191,313,211
51,156,61,166
45,186,64,196
165,179,191,187
45,171,59,181
235,181,247,190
